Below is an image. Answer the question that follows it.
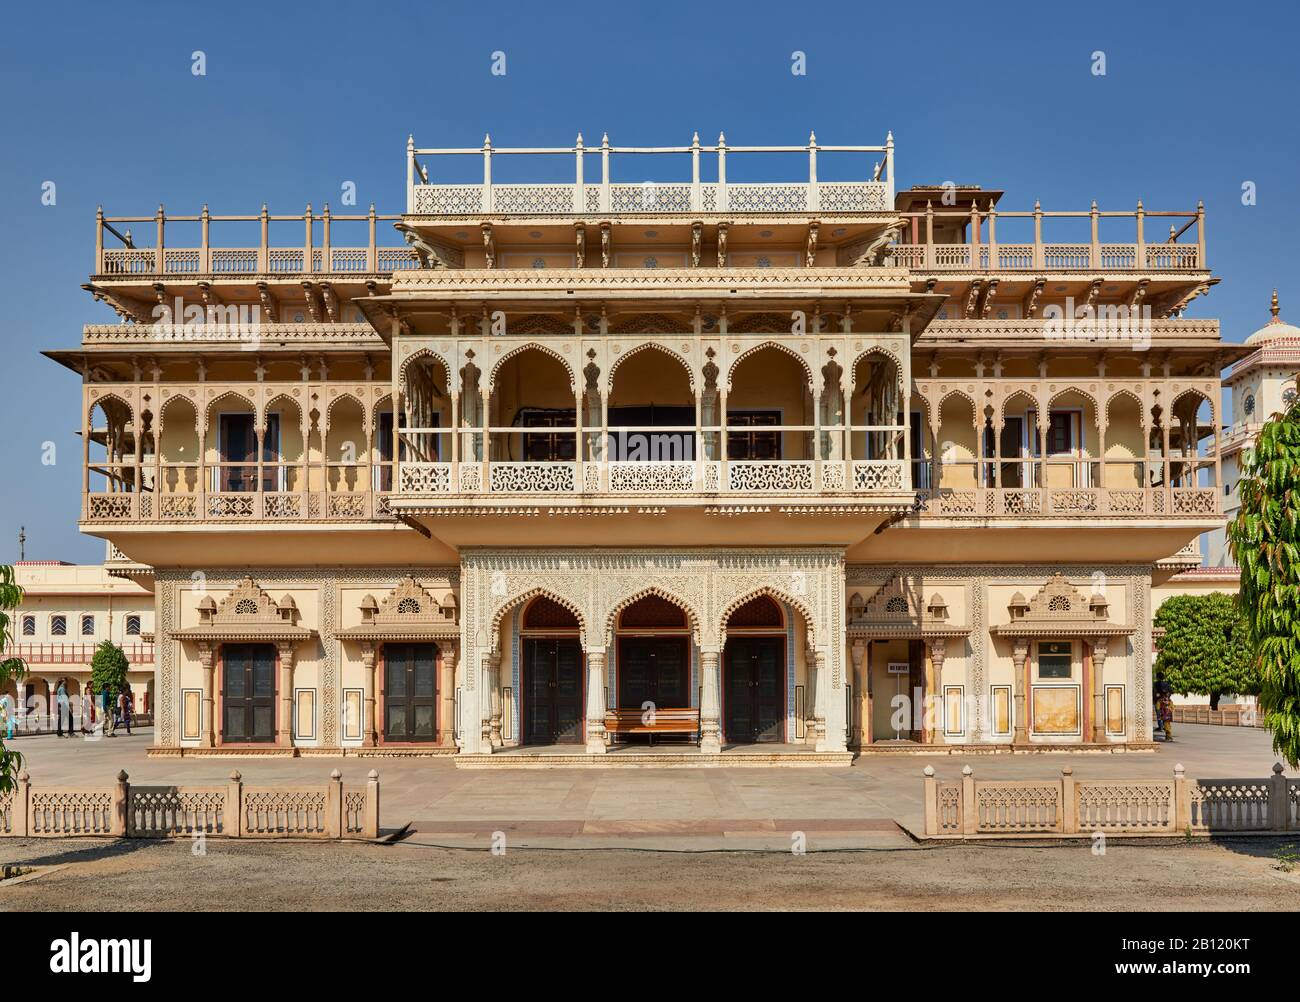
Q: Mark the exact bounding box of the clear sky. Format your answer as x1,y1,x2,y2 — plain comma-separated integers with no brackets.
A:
1,0,1297,563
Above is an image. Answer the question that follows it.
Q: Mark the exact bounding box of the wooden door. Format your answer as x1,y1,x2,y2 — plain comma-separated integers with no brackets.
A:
523,638,583,745
383,643,437,742
618,636,688,710
724,637,785,743
222,643,275,743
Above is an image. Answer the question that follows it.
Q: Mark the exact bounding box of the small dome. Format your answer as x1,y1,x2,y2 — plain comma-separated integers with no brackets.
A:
278,595,297,610
359,594,379,612
198,596,217,612
1246,290,1300,346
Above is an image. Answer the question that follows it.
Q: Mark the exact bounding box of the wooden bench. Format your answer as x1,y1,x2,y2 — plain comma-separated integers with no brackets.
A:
604,707,699,746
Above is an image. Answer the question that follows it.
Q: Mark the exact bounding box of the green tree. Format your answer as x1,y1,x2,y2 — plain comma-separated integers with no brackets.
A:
1228,392,1300,767
1154,592,1257,709
90,639,130,708
0,566,28,793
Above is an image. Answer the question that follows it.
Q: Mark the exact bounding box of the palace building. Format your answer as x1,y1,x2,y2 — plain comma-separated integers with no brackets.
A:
47,130,1241,760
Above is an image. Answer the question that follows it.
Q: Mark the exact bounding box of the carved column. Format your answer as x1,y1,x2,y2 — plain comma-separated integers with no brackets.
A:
699,649,722,753
850,640,869,746
278,641,296,747
584,649,607,754
440,643,457,747
1091,637,1109,743
199,642,215,748
1012,637,1030,745
360,642,377,747
928,638,947,745
809,647,828,747
804,644,819,745
481,650,500,751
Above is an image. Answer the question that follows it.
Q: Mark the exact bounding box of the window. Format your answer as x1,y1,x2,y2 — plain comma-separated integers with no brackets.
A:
81,615,95,636
126,615,141,636
216,413,280,492
727,410,781,460
1037,641,1072,680
519,409,575,462
51,615,67,637
21,615,35,636
910,414,929,489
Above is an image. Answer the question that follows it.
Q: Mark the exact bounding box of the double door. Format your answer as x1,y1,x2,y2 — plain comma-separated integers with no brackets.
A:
618,636,688,710
724,637,784,743
222,643,276,743
524,638,583,745
384,643,437,742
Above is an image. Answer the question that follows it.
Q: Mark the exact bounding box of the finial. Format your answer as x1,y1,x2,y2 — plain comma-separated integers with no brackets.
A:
718,131,726,144
1271,288,1281,322
886,130,894,143
407,134,414,148
1033,199,1041,211
1273,762,1285,774
922,765,934,777
576,132,583,145
692,131,700,144
1091,199,1097,210
601,132,609,145
809,130,817,144
961,764,973,776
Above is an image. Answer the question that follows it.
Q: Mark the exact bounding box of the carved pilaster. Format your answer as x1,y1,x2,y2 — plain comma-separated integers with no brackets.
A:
699,649,721,753
486,650,502,748
585,650,607,754
440,643,457,747
277,641,296,746
360,642,377,747
1091,637,1109,744
928,638,947,745
1012,637,1030,745
198,641,215,748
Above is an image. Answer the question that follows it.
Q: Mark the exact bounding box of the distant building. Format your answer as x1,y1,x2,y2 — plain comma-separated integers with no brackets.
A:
3,544,154,726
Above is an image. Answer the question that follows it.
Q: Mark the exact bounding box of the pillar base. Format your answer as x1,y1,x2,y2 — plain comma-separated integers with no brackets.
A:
585,733,608,754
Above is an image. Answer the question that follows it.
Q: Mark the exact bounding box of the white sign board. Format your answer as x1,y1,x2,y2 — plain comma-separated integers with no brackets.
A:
887,662,911,675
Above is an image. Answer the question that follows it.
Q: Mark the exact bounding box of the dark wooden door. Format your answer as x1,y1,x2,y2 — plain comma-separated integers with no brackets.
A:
384,643,437,742
724,637,784,743
523,638,583,745
222,643,275,743
618,636,688,710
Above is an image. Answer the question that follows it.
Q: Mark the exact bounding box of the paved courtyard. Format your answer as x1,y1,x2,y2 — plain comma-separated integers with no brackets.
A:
5,724,1294,847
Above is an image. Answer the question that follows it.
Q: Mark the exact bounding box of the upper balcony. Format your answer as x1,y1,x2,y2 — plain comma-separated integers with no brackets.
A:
405,132,894,220
892,201,1206,276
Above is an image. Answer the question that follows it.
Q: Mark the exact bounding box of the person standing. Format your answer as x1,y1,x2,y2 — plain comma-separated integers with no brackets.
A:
117,688,132,736
55,678,72,737
101,685,116,737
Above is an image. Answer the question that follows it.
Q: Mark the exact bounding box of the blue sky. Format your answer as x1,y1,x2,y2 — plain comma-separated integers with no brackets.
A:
1,0,1297,562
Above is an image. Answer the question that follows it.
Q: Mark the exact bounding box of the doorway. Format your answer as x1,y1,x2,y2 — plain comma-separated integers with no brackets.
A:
522,638,583,745
723,636,785,743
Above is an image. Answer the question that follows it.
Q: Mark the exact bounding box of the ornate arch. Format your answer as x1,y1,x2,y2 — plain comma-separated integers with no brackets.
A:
725,341,814,392
850,345,905,395
398,347,452,390
603,585,703,646
324,391,366,432
202,390,256,433
607,342,696,392
1170,386,1214,420
488,342,577,391
87,391,135,427
1047,384,1101,418
1105,388,1146,428
490,586,588,647
996,388,1039,426
717,585,817,649
935,386,978,416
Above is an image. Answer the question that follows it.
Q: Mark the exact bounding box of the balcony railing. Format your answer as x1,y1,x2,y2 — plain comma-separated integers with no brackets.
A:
407,132,894,216
83,490,394,524
893,202,1206,273
915,486,1220,518
2,643,155,665
395,459,908,497
94,206,417,277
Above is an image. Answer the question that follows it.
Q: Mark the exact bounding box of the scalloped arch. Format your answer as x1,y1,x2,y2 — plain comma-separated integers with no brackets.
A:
1047,385,1100,416
87,391,135,425
850,345,905,394
725,341,814,391
398,347,452,389
488,342,577,391
490,587,588,643
936,387,978,415
997,389,1040,427
718,585,817,647
602,585,703,645
1105,388,1146,427
158,392,199,431
202,390,256,432
1170,386,1214,418
607,342,696,392
324,392,366,429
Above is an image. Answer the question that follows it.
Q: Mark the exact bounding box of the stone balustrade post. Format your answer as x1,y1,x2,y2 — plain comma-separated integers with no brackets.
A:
13,770,30,837
365,769,380,839
922,765,938,835
1173,763,1190,832
111,770,129,837
960,765,977,835
1060,766,1076,834
1269,762,1288,831
226,770,243,837
327,768,343,839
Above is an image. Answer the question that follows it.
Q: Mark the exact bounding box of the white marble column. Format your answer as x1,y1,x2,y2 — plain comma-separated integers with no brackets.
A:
361,643,377,747
585,649,607,754
804,644,820,745
277,641,295,747
440,643,457,747
199,643,215,748
699,649,721,753
1091,638,1109,743
814,648,848,752
1012,637,1030,745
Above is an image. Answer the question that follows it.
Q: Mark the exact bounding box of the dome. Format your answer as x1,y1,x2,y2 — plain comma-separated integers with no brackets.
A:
1245,290,1300,345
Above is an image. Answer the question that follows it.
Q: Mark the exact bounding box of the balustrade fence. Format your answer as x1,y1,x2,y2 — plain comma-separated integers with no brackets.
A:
0,769,379,839
1171,705,1265,729
922,763,1298,837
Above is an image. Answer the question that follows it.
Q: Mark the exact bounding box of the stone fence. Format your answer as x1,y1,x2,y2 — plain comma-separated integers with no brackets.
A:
922,763,1298,838
1171,705,1265,728
0,769,379,839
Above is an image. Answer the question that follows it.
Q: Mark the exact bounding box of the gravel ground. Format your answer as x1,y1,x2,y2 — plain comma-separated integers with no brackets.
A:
2,835,1298,911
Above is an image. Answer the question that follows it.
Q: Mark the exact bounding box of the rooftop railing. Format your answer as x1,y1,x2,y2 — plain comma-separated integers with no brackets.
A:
893,202,1206,273
407,132,894,216
94,205,417,277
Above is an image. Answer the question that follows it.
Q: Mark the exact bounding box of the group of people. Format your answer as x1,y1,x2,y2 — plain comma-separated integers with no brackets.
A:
41,680,134,738
1152,671,1174,742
